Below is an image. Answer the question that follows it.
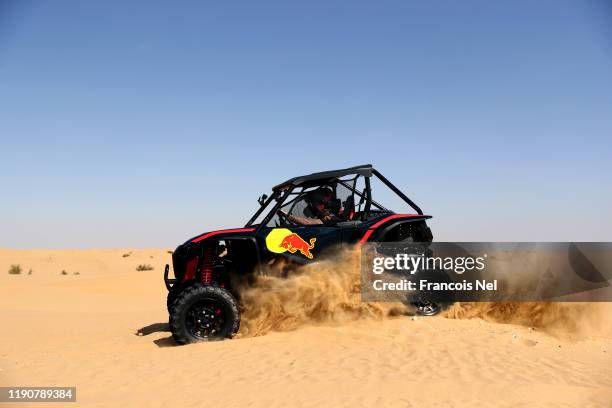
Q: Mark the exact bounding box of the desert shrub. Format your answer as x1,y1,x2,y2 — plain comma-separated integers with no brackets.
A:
61,270,68,275
136,264,154,271
122,253,131,258
8,264,21,275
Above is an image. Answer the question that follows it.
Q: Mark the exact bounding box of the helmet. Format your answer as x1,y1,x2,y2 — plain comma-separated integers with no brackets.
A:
308,187,333,208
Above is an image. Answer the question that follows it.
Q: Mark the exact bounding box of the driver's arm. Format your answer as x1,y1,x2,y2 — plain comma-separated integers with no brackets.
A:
287,214,323,225
278,209,323,226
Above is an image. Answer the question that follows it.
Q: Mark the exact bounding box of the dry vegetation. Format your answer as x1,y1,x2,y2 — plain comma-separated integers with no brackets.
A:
8,264,21,275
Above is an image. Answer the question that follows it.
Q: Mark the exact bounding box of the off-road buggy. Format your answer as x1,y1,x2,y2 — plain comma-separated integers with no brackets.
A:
164,164,438,344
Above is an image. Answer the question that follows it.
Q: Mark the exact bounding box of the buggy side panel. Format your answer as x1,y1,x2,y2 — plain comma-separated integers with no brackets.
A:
360,214,433,244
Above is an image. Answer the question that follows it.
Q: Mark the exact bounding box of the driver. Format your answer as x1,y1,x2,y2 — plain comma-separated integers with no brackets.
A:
278,187,341,226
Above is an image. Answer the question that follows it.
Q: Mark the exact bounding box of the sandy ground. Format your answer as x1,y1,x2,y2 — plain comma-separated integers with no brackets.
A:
0,249,611,408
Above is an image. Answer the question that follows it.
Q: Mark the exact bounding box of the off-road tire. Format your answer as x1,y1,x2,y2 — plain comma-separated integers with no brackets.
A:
406,268,454,316
411,301,450,316
170,284,240,344
167,291,178,313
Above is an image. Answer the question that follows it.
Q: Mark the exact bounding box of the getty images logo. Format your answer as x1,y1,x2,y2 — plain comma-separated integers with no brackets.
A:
372,253,487,275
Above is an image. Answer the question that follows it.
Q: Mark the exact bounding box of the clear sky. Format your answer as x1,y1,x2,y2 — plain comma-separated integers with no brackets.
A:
1,0,611,248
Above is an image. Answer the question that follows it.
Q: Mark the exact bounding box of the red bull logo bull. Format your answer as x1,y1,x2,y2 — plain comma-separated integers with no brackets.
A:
265,228,317,259
279,233,316,259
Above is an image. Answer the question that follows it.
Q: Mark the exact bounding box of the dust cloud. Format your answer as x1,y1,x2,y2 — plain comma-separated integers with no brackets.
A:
237,247,611,339
444,302,612,338
237,248,407,337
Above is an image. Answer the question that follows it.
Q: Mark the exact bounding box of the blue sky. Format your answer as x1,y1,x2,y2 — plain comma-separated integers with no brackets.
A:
1,0,611,247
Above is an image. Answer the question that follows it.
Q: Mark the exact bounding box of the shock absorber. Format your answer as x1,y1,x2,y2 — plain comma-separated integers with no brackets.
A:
201,246,214,285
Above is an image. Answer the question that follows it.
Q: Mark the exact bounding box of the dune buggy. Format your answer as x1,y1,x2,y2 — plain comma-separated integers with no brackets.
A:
164,164,437,344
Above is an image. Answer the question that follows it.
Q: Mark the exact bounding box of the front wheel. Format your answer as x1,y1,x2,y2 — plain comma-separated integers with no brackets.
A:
170,285,240,344
167,291,178,313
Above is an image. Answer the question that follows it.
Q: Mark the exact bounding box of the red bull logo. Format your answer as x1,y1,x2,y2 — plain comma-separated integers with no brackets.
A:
279,233,316,259
265,228,317,259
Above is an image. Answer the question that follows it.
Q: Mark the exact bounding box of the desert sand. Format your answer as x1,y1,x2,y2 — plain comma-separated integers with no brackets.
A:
0,248,611,408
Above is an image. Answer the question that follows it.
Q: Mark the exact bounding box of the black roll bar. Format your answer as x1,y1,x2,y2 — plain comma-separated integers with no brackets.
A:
245,191,277,227
371,169,424,215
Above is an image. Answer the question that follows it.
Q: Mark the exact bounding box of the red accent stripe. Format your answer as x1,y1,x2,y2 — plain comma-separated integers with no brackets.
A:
191,228,255,243
359,229,375,243
359,214,430,244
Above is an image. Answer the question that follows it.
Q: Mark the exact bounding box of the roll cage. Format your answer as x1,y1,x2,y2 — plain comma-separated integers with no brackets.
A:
245,164,423,230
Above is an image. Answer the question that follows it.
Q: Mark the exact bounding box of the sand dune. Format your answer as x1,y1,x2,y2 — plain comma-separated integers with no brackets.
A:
0,249,611,407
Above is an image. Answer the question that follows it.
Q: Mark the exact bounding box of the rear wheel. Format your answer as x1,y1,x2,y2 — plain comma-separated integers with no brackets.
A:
412,301,445,316
170,285,240,344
